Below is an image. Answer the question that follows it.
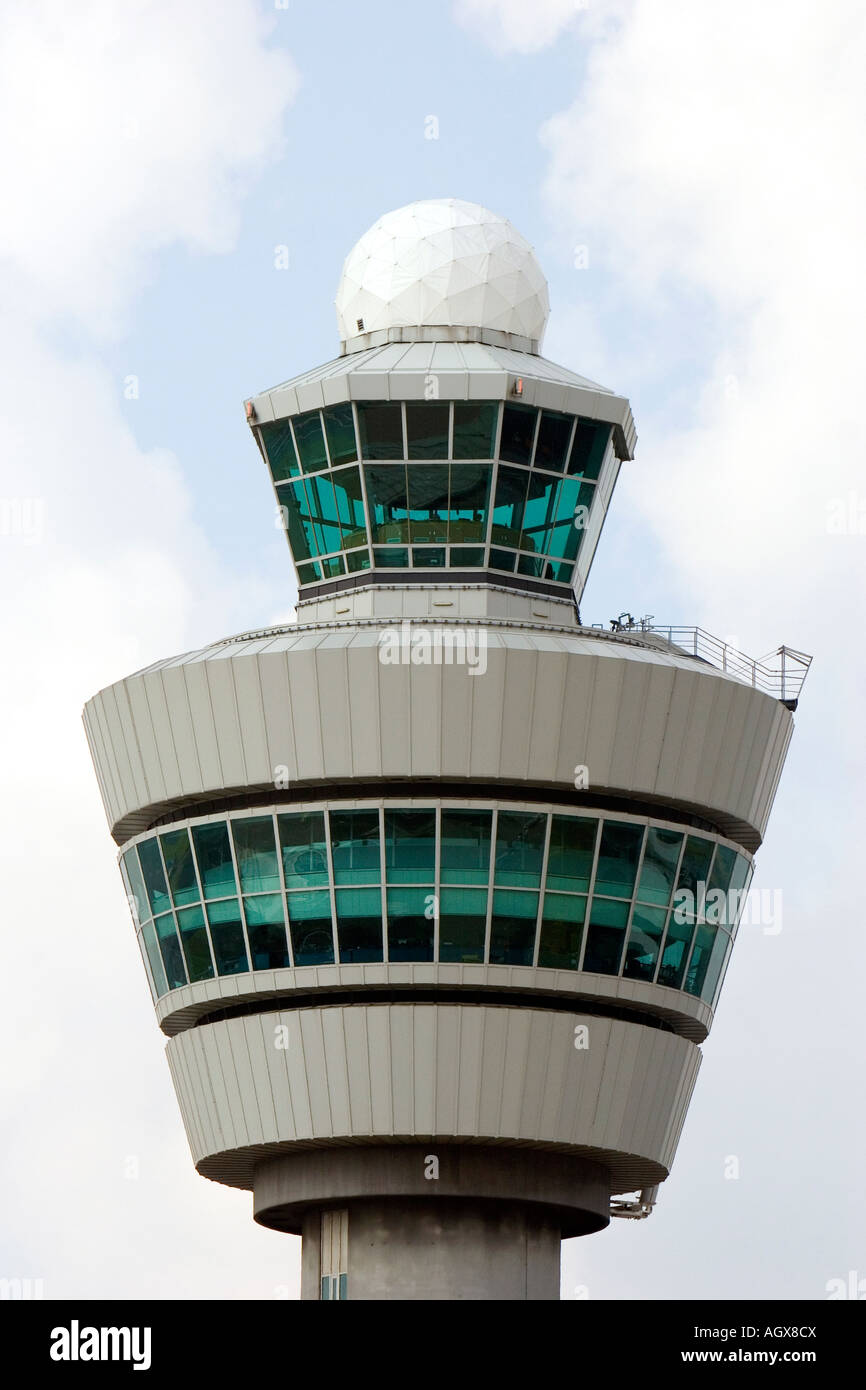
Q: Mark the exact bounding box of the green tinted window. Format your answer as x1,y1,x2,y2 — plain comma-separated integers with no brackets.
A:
490,889,538,965
260,420,300,482
546,816,597,893
520,473,560,554
138,838,171,917
538,893,586,970
244,894,291,970
412,547,446,567
684,923,717,997
322,403,357,467
677,836,715,898
296,561,322,584
517,554,545,578
407,465,449,542
567,420,609,480
278,812,328,888
384,809,435,883
499,403,537,465
702,931,731,1004
206,898,249,975
358,403,403,459
374,547,409,567
594,822,643,898
707,844,737,895
330,810,380,885
447,465,491,541
292,410,328,472
452,401,498,459
176,904,214,982
122,848,149,924
406,403,449,458
336,887,383,963
489,548,516,572
307,474,342,552
636,828,683,906
534,411,572,473
494,811,547,888
582,898,629,975
347,548,371,572
160,828,199,908
657,915,694,989
192,823,237,900
275,480,317,560
491,466,529,545
154,912,187,989
623,904,666,982
441,809,492,884
387,886,434,962
141,920,169,998
331,466,367,546
450,546,485,566
286,890,334,965
232,818,281,894
364,465,409,543
438,887,487,963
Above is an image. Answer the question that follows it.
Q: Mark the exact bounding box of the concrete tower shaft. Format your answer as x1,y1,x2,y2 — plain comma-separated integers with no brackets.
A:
84,199,806,1300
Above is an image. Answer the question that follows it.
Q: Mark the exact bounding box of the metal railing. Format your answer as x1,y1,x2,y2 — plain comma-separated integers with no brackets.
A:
595,615,812,703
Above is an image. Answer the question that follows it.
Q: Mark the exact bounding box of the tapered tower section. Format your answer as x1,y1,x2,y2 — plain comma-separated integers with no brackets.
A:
84,199,809,1300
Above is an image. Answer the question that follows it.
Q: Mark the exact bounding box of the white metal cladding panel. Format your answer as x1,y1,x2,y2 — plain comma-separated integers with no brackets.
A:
165,1006,701,1180
87,633,792,842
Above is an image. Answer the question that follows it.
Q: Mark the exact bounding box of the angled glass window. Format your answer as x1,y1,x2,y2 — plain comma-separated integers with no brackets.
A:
260,420,300,482
499,403,537,465
358,403,404,459
244,894,291,970
656,914,694,990
412,547,446,567
491,466,529,547
384,809,435,883
676,836,715,904
232,818,281,894
490,889,538,966
322,403,357,468
374,547,409,567
286,890,334,966
517,554,545,578
546,816,597,893
154,912,187,990
683,923,718,997
329,810,381,885
447,465,492,542
567,420,610,480
406,403,449,459
703,931,732,1005
407,465,449,543
141,921,169,998
191,823,237,900
494,811,546,888
160,828,199,908
122,848,149,925
176,904,215,983
594,822,644,898
205,898,249,975
292,410,328,473
636,828,683,906
623,904,666,982
582,898,629,975
707,844,736,896
450,546,485,567
538,893,586,970
336,887,383,963
347,549,371,572
278,812,329,888
520,473,560,554
727,856,753,937
438,887,487,963
306,474,343,553
331,466,367,548
138,838,171,917
546,560,575,583
489,548,516,572
296,561,322,585
440,809,492,885
452,401,498,459
534,410,572,473
386,886,434,962
276,480,317,561
364,465,409,543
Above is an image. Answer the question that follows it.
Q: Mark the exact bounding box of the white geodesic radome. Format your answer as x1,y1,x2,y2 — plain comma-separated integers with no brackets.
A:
335,198,550,350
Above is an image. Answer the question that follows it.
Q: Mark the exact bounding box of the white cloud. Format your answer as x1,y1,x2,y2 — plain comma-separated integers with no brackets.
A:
453,0,593,54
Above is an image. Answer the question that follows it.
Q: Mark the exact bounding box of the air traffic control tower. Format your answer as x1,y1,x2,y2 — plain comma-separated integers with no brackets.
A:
84,199,810,1300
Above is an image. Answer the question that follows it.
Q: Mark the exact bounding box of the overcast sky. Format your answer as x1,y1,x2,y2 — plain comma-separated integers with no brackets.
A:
1,0,863,1301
